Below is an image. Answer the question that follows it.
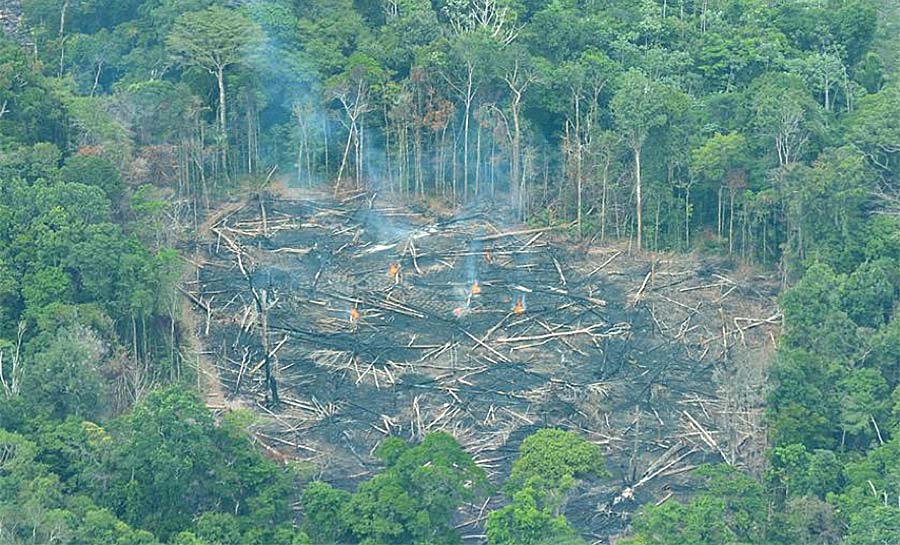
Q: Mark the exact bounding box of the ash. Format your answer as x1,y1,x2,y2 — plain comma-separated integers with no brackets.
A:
185,189,780,539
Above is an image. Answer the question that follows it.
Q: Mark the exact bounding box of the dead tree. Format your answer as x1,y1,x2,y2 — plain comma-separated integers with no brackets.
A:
0,322,24,398
250,283,279,407
219,222,279,407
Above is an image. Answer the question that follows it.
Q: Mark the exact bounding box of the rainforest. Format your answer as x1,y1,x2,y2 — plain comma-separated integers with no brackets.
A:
0,1,898,544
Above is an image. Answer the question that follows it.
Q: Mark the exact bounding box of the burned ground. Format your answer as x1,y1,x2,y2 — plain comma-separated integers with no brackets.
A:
183,189,780,541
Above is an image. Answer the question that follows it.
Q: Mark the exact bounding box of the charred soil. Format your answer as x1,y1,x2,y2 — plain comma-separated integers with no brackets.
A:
182,189,780,539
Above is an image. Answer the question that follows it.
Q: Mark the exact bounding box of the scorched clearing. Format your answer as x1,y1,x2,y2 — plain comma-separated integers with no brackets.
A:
182,189,781,536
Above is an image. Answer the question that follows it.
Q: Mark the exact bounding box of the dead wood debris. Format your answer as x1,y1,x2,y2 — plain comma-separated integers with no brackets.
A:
181,192,780,537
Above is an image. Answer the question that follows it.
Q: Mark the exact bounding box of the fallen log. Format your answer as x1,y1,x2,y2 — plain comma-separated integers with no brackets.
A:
475,222,573,242
460,328,511,363
496,323,613,343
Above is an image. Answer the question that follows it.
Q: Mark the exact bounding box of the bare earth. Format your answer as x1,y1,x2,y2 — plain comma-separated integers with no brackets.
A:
181,188,780,540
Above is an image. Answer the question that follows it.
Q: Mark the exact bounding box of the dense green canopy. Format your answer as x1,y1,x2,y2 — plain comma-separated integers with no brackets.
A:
0,0,898,543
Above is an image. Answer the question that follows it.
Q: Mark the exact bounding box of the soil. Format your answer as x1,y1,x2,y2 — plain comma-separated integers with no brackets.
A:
181,187,780,541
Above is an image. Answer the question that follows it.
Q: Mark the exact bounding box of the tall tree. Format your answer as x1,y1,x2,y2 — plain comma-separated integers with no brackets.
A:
166,6,264,173
611,69,671,251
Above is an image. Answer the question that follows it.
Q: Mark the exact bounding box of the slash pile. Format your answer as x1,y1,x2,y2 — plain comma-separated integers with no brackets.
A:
183,189,780,537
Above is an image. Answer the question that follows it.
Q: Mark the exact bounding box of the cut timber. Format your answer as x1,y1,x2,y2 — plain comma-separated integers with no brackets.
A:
496,323,613,343
683,410,730,464
249,334,290,375
193,191,780,530
630,270,653,307
460,328,511,363
475,222,573,242
177,285,211,315
586,251,621,278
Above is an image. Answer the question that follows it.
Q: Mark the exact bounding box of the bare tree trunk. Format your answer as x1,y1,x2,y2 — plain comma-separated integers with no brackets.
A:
600,151,611,243
337,124,353,185
323,115,330,175
634,146,643,251
463,97,470,199
306,127,313,186
462,63,475,200
247,106,253,175
490,134,496,197
257,288,278,406
577,171,583,238
574,96,583,238
216,67,228,176
654,201,660,250
131,315,139,366
474,123,481,196
614,186,622,238
58,0,69,78
451,129,459,202
505,62,532,208
90,61,102,96
0,322,25,397
298,114,310,186
729,188,735,255
684,184,691,247
717,186,724,238
439,124,449,197
415,124,423,196
355,117,363,188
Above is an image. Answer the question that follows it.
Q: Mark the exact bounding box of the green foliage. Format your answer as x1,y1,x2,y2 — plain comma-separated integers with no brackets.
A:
301,482,353,544
846,86,900,180
2,1,899,544
781,263,858,359
167,7,264,75
767,444,843,499
776,496,842,545
504,428,607,509
786,147,874,271
839,436,900,512
0,37,66,145
194,512,242,545
486,487,584,545
839,368,890,443
691,132,749,184
97,386,294,539
845,506,900,545
623,465,766,545
868,319,900,388
841,258,898,328
771,247,899,454
0,426,160,545
751,72,821,168
611,69,672,151
20,324,107,419
301,433,487,545
486,430,604,545
60,154,125,202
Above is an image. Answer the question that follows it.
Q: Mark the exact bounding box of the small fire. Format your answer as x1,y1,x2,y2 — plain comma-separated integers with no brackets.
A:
513,296,525,315
349,307,361,322
453,307,465,318
471,280,481,295
388,262,401,283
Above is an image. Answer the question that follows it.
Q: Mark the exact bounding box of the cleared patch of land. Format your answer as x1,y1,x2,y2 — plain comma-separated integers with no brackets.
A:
182,190,780,537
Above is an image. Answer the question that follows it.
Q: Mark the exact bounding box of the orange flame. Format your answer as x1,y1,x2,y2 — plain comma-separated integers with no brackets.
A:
513,297,525,315
388,262,400,278
349,307,361,322
471,280,481,295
